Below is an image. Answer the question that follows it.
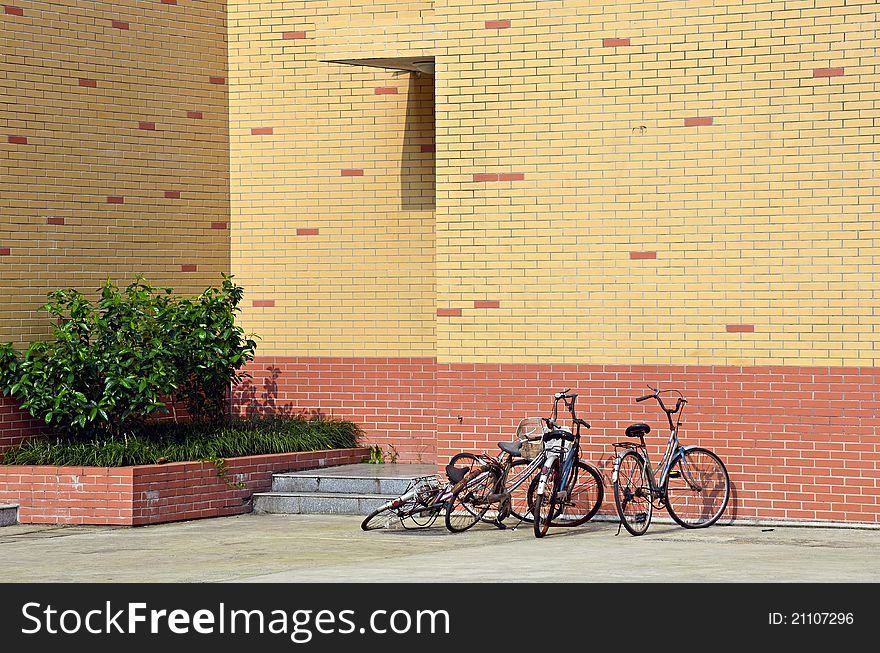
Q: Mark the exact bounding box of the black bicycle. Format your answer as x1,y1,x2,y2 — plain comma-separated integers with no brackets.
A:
612,386,730,536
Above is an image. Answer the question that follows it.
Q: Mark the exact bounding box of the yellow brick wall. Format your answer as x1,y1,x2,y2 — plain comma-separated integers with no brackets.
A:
0,0,229,347
435,0,879,367
228,0,437,357
6,1,875,368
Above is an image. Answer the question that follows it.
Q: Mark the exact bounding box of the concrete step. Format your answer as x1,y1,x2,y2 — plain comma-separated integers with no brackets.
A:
253,492,392,516
0,503,18,527
271,473,414,496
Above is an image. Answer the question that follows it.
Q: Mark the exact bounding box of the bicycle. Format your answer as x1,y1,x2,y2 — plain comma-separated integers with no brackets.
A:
611,385,731,536
447,390,604,536
360,452,486,531
530,389,604,538
443,416,548,533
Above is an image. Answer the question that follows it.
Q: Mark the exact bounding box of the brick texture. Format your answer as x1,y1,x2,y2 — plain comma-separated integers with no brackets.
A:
0,448,368,525
228,357,880,524
234,357,437,465
1,0,230,349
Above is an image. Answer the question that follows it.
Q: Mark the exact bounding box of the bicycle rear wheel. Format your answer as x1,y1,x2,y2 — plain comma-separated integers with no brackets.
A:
613,450,653,536
552,461,604,527
445,467,500,533
533,462,559,538
664,447,730,528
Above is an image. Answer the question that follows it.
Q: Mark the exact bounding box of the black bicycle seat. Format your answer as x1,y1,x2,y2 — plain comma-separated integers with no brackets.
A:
625,423,651,438
445,464,468,484
498,441,521,457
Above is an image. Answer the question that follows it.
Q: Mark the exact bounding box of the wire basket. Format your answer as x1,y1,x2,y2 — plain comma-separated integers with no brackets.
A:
515,417,548,460
412,475,442,504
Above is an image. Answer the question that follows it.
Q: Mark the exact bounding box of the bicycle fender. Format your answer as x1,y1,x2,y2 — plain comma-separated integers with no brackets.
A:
611,448,640,484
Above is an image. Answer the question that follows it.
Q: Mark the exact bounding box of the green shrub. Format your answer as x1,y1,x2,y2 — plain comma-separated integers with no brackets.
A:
0,417,361,467
0,275,256,439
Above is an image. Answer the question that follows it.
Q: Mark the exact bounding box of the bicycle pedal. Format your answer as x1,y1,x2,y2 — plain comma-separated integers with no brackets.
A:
668,470,681,478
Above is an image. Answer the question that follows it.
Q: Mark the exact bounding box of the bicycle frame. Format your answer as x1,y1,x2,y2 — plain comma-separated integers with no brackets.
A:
612,387,701,502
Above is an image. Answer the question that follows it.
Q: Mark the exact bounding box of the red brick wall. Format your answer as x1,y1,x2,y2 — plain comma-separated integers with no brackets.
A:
436,363,880,525
0,447,369,525
235,357,879,525
0,396,47,454
234,357,437,464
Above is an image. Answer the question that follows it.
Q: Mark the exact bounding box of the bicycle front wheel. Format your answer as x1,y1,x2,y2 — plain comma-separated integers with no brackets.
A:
664,447,730,528
362,503,405,531
533,463,559,538
552,461,604,527
508,458,539,522
445,467,500,533
613,451,653,536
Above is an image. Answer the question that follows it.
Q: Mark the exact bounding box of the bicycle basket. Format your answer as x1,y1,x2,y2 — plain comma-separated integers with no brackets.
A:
516,417,548,460
412,475,441,503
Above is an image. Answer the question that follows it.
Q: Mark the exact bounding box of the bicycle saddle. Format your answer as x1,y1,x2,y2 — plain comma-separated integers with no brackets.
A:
445,464,469,484
498,441,521,457
625,423,651,438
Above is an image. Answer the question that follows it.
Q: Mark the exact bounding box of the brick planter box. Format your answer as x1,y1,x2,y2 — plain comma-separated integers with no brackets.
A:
0,447,369,526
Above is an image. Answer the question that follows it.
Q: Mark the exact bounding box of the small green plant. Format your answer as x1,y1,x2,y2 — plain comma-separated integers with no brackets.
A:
385,443,399,463
0,275,256,440
366,444,385,464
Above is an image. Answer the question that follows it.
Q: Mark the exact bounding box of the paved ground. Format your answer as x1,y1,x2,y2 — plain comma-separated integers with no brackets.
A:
1,513,877,582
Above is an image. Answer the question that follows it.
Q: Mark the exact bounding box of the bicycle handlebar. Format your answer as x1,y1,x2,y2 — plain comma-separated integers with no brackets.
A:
636,394,653,402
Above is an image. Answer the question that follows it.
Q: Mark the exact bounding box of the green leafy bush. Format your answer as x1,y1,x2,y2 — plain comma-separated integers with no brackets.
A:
0,417,362,467
0,275,257,439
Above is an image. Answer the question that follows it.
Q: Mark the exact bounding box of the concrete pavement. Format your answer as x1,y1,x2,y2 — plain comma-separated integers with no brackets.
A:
2,513,877,583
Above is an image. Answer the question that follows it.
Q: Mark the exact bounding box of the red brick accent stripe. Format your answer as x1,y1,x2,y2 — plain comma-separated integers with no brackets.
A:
684,117,713,127
161,0,177,5
375,87,398,95
473,173,525,182
180,264,197,272
630,251,657,260
46,217,65,225
0,248,10,256
111,20,129,29
420,144,436,153
209,76,225,85
603,38,631,47
164,191,181,199
726,324,755,333
814,67,844,78
78,78,97,87
138,122,156,130
211,222,228,230
106,196,124,204
282,31,306,39
4,6,23,16
186,111,203,119
252,300,275,308
436,308,462,316
341,169,364,177
251,127,274,135
7,136,27,145
296,228,319,236
473,300,500,309
485,20,511,29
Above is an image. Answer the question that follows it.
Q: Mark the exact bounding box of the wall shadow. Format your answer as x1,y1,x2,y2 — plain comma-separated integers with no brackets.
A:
234,367,325,420
400,72,435,211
